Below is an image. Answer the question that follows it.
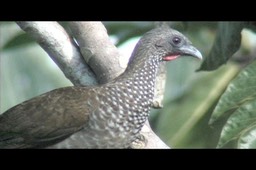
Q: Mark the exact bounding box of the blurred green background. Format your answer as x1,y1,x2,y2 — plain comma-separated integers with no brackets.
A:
1,22,255,148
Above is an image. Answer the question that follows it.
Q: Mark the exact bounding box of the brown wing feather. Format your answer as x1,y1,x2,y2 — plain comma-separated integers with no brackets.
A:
0,86,99,148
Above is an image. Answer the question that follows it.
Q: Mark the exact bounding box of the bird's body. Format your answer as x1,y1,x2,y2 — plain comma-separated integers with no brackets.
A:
0,27,202,148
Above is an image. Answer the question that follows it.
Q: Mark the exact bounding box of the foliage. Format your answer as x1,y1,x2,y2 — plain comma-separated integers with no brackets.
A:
1,21,256,148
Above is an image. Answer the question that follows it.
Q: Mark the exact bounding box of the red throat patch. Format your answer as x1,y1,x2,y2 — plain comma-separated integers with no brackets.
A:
163,55,180,61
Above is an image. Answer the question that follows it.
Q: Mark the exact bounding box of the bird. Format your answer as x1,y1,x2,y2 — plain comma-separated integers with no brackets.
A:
0,26,202,149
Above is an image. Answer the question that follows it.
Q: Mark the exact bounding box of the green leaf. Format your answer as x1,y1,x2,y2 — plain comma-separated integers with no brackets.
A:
104,22,154,46
217,100,256,148
198,22,248,71
246,22,256,33
210,60,256,124
238,125,256,148
2,32,36,50
155,62,240,148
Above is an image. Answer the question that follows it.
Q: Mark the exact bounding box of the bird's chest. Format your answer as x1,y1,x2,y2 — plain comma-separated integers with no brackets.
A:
86,78,156,148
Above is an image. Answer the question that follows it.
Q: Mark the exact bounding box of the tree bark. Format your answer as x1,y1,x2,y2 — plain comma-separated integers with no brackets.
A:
16,22,98,86
16,21,170,149
67,22,124,84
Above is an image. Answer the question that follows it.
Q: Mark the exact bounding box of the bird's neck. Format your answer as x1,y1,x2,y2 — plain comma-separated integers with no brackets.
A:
114,56,161,101
132,57,160,80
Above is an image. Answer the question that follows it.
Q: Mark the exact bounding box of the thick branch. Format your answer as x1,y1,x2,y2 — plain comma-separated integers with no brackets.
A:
142,120,170,148
152,63,167,108
16,21,97,86
67,22,124,84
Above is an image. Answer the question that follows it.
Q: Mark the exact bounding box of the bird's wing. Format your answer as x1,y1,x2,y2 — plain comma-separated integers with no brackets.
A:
0,86,100,148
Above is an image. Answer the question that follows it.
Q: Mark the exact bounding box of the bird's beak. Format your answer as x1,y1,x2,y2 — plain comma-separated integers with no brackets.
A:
179,45,203,60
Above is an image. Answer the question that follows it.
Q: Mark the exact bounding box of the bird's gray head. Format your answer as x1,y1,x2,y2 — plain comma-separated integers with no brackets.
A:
128,27,202,67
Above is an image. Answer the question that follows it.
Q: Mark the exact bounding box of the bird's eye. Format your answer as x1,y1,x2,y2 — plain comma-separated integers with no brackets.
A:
172,36,182,45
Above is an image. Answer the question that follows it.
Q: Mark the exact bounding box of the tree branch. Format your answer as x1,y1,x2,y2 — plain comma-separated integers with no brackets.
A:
67,22,125,84
152,63,167,108
16,21,170,149
141,120,170,148
16,21,97,86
